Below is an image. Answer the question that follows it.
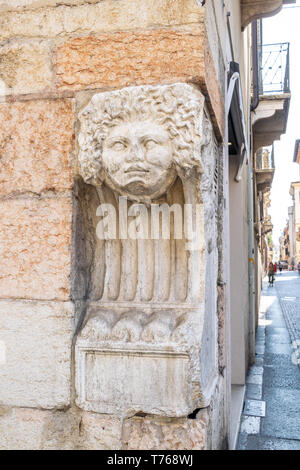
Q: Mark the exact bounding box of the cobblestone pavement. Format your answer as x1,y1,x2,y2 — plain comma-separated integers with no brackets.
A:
276,271,300,347
236,271,300,450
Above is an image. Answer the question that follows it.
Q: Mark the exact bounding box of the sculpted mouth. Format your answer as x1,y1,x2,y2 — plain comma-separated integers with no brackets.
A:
125,167,149,173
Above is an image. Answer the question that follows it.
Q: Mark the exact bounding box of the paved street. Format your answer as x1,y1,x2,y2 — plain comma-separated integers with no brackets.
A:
237,271,300,450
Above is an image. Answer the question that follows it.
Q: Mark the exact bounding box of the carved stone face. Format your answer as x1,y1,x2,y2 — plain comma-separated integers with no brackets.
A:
102,120,176,200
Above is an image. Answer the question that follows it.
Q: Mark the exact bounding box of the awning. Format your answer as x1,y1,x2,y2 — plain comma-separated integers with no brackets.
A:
227,61,249,182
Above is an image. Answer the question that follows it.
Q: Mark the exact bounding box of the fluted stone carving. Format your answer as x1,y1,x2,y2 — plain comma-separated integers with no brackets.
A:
75,83,218,417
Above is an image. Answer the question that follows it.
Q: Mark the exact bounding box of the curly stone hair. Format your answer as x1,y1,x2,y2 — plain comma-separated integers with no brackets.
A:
77,83,206,186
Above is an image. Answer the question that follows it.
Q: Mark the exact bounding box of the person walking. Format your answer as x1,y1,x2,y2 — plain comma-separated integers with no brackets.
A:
268,262,275,286
297,262,300,276
278,261,283,274
291,259,295,271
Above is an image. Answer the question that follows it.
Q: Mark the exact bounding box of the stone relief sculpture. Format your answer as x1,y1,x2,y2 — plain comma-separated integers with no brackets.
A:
75,83,218,417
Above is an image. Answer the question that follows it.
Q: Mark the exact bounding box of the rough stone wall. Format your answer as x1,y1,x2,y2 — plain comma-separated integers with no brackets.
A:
0,0,227,450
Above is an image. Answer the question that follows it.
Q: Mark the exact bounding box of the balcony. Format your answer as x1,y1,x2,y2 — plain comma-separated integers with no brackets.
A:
253,42,291,154
241,1,296,31
258,43,290,95
262,214,273,235
255,146,275,192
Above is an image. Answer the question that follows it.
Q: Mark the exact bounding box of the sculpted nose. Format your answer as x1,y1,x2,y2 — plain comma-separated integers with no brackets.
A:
126,143,144,162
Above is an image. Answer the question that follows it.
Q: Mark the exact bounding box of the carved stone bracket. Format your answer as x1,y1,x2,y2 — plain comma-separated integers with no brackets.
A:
255,169,275,193
241,0,296,31
74,83,219,417
252,94,290,154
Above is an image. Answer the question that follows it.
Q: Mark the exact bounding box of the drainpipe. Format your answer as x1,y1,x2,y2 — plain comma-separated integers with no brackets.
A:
249,20,260,364
248,21,260,364
251,21,259,112
247,159,256,365
226,71,256,365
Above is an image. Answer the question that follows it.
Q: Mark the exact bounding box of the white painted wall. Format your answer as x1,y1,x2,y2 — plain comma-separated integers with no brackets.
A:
229,160,250,385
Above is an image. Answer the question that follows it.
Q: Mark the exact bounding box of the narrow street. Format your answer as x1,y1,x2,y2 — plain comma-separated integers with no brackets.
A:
237,271,300,450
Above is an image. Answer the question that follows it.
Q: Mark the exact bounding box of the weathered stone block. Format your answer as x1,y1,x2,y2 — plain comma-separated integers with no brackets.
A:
0,100,74,196
76,346,191,416
56,28,206,91
56,28,224,138
203,41,224,140
123,412,209,450
0,0,101,11
0,40,52,95
78,412,121,450
41,409,121,449
40,409,80,450
0,197,72,300
0,300,73,409
0,407,122,450
0,407,52,450
0,99,74,191
0,1,204,40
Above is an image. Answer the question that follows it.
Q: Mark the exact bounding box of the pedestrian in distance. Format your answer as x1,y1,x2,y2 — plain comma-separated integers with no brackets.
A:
268,262,275,287
291,259,295,271
298,262,300,276
278,261,283,274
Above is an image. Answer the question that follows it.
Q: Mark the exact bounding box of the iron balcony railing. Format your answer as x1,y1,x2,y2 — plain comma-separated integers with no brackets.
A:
258,42,290,95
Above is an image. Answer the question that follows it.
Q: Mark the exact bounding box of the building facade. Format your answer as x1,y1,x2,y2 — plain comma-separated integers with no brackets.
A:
254,147,275,273
279,224,290,263
287,140,300,266
0,0,293,450
289,181,300,265
280,141,300,268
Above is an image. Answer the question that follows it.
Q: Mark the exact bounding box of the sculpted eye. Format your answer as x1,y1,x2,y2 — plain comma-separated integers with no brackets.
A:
144,139,159,150
111,141,127,151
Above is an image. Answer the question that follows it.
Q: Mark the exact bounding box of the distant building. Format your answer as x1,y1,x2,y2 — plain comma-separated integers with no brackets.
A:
273,245,281,263
286,141,300,265
254,148,275,273
289,182,300,265
288,205,296,264
294,139,300,178
280,223,291,263
278,140,300,267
